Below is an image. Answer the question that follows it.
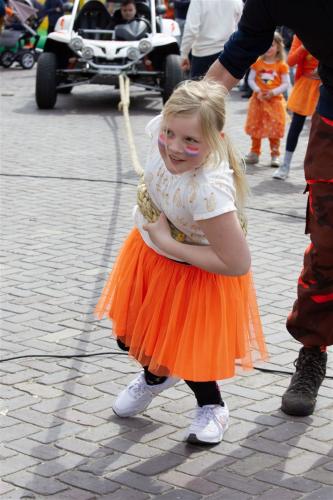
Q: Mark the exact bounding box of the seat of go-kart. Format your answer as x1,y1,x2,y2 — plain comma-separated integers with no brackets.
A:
74,0,113,39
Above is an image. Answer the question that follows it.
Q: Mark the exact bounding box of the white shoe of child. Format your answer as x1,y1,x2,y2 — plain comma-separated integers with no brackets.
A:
185,403,229,445
273,163,290,180
113,372,179,417
245,152,259,164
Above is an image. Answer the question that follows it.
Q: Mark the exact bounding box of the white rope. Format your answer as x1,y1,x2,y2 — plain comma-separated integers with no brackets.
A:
118,73,144,177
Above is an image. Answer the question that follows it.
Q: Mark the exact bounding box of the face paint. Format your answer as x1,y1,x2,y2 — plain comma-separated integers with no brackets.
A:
158,133,167,147
184,145,200,157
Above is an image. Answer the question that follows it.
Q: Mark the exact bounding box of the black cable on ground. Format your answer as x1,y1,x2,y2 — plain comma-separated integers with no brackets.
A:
1,351,332,379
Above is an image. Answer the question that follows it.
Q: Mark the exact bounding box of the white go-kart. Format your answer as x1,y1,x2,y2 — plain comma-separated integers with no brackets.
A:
35,0,185,109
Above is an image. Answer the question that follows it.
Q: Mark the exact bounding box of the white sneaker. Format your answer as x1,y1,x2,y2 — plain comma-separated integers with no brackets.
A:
245,152,259,164
185,403,229,445
273,163,290,180
271,156,280,167
112,372,179,417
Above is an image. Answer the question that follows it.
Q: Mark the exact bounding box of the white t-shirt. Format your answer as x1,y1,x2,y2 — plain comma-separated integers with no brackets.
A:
134,115,237,260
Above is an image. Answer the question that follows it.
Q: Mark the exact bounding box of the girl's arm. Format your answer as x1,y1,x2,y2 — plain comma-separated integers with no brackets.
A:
287,36,307,67
143,212,251,276
247,68,260,92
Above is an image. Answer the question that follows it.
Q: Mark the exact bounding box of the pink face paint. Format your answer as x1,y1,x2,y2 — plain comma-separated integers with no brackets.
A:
184,145,200,157
158,133,167,147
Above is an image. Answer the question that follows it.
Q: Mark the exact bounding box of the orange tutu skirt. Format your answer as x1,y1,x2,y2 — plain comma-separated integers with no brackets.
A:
95,229,267,381
245,94,287,139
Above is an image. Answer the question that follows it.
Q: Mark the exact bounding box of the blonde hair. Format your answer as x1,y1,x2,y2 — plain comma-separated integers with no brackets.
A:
260,31,286,62
162,79,248,210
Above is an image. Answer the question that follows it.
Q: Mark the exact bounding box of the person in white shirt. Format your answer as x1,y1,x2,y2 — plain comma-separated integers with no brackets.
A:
181,0,243,79
96,79,267,445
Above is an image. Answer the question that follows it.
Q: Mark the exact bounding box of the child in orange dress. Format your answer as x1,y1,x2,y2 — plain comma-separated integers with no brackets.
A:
96,79,267,445
244,31,290,167
273,35,320,180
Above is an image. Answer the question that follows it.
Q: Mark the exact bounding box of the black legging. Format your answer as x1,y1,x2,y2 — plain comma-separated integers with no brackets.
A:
117,339,223,407
286,112,307,152
144,367,223,407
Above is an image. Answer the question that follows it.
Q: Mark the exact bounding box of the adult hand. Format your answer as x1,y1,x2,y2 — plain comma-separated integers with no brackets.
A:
181,56,190,71
142,213,173,251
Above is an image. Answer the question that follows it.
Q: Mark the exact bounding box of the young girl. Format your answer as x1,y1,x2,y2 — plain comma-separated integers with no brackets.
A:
244,32,290,167
96,79,267,445
273,35,320,180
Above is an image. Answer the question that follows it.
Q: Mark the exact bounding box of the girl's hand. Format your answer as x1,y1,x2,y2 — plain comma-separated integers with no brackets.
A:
142,213,173,251
257,90,265,101
262,90,274,100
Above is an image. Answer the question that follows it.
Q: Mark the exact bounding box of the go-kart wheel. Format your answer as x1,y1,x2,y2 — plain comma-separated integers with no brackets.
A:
19,50,36,70
35,52,57,109
162,54,185,104
1,50,15,68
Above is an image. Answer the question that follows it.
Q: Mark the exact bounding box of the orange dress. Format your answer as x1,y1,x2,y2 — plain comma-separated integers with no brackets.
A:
287,35,320,117
245,59,289,139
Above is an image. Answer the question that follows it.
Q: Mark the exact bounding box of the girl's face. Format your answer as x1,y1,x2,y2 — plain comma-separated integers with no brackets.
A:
158,113,210,175
265,40,278,59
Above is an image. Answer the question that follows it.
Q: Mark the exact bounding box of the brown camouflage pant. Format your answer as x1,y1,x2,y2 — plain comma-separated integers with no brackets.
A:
287,113,333,346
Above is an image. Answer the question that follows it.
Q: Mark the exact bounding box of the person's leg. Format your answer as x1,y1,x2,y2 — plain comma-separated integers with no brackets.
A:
269,138,281,167
274,113,306,179
184,380,229,444
112,366,179,417
245,137,261,164
282,113,333,416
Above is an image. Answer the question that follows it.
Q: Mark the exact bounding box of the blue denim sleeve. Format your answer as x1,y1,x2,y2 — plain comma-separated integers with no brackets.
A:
219,28,274,79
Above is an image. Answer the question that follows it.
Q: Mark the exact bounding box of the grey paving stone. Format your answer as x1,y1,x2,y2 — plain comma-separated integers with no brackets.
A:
3,471,67,496
205,469,270,495
130,452,185,476
79,452,140,475
254,469,322,492
256,487,302,499
59,470,119,495
6,438,65,461
99,487,150,500
302,486,333,500
108,469,173,494
304,467,333,486
160,470,220,495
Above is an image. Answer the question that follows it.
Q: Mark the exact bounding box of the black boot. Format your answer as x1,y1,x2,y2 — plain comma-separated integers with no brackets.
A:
281,347,327,416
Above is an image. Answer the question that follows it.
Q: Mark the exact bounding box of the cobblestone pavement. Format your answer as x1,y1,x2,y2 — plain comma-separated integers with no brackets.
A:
1,66,332,500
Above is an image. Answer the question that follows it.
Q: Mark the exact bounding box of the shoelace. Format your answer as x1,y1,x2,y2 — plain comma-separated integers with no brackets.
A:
129,377,150,399
291,352,326,393
192,406,226,429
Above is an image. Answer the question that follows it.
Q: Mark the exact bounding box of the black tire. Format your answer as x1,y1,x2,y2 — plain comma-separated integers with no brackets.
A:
162,54,185,104
1,50,15,68
35,52,57,109
19,50,35,70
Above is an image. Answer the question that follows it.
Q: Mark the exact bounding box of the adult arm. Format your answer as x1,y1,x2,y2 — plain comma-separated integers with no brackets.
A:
143,212,251,276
